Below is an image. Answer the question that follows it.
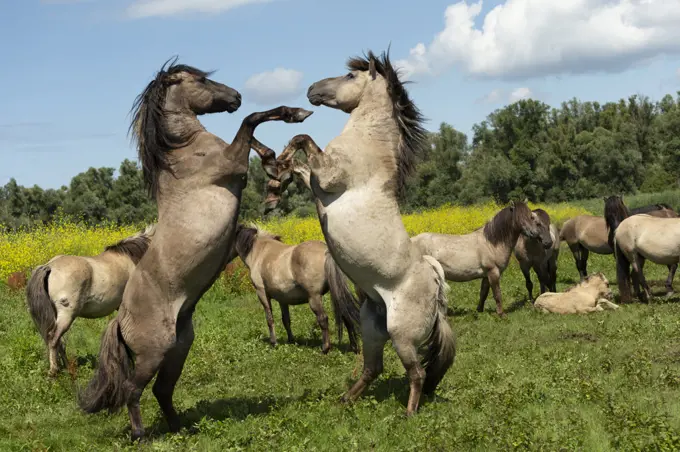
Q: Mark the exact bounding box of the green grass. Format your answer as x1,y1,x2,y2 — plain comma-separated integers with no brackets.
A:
573,189,680,216
2,249,680,451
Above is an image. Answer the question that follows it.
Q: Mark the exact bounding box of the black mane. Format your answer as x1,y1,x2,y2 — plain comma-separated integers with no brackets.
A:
104,231,152,265
483,201,532,245
346,49,427,197
234,224,282,258
129,56,213,199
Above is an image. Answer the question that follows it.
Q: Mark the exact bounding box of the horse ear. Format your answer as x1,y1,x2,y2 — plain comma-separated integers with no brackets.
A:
163,72,183,86
522,197,528,204
369,57,377,80
509,200,515,211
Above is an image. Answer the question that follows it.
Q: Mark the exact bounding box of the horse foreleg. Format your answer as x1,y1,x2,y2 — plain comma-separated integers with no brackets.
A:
568,244,582,280
341,301,388,404
488,269,506,318
520,265,534,302
255,288,277,346
665,264,677,296
579,246,589,280
596,299,620,310
152,315,195,433
230,106,313,179
477,277,491,313
280,303,294,344
48,308,75,377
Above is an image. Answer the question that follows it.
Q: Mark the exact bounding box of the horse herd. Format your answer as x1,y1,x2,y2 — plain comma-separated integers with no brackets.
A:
21,50,680,442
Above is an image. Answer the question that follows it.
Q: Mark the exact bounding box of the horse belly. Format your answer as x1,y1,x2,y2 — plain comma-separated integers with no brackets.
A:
79,294,122,318
321,194,411,285
637,231,680,265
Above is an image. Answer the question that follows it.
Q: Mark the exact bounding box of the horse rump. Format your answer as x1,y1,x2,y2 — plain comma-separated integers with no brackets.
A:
26,265,66,368
78,317,134,414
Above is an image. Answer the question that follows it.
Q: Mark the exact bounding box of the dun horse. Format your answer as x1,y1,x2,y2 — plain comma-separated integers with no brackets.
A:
269,50,455,415
604,195,678,298
230,224,359,354
411,202,552,317
77,58,312,441
26,225,154,377
513,209,560,301
534,272,618,314
615,213,680,303
561,200,676,280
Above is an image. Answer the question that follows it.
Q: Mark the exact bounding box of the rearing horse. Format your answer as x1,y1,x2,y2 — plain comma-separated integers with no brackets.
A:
269,50,455,416
77,58,312,441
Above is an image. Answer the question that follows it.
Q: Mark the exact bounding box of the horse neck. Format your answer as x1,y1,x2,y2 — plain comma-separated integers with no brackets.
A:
164,109,205,144
341,82,400,173
96,251,136,275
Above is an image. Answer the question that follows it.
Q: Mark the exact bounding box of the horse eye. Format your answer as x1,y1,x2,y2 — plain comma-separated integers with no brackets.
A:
198,76,207,83
346,73,355,79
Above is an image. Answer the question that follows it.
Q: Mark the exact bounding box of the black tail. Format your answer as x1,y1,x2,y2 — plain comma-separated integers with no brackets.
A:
26,265,66,368
421,261,456,396
324,252,361,353
615,238,632,303
78,317,134,414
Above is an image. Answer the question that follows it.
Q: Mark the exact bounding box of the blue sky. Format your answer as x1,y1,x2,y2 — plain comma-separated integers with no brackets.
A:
1,0,680,189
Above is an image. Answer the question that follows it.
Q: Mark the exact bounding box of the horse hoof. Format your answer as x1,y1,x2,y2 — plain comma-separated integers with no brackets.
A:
130,429,145,443
48,369,59,378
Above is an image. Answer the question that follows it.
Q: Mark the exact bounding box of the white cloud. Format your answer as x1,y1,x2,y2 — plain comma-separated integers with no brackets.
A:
508,87,532,103
396,0,680,81
127,0,274,18
477,88,504,104
243,68,305,106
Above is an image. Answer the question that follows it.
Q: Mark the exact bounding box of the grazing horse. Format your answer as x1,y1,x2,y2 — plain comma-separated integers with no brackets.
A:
229,224,359,354
77,58,312,441
561,200,677,280
615,214,680,303
514,209,560,301
604,195,678,297
411,202,552,317
534,272,618,314
268,50,455,416
26,225,155,377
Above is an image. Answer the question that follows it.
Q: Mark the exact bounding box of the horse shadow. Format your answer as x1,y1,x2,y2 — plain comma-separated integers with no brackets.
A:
145,393,305,440
258,336,357,354
360,375,451,410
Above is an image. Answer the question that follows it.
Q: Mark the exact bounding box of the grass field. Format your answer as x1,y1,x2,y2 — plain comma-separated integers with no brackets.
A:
1,201,680,451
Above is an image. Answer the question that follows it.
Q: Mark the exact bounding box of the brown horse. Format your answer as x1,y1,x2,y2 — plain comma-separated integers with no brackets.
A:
228,224,360,354
514,209,560,301
412,201,552,317
560,200,676,280
77,58,312,441
26,225,154,377
604,195,678,298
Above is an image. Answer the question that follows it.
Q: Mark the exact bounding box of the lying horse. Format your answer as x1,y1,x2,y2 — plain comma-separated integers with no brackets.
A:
605,195,678,298
26,225,155,377
411,201,552,317
561,200,676,280
229,224,359,354
615,213,680,303
534,272,618,314
514,208,560,301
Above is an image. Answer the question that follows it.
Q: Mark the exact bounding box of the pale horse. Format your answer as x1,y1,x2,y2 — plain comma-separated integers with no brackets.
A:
534,272,619,314
267,50,456,416
26,225,155,377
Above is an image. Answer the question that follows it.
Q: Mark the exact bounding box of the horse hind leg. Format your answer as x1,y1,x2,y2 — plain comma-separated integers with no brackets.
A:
307,295,331,354
578,245,589,280
152,315,195,433
280,304,294,344
635,256,653,302
665,264,677,296
568,244,582,280
341,300,388,404
48,307,76,377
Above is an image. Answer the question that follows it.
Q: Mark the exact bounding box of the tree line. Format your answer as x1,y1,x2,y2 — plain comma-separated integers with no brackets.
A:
2,91,679,229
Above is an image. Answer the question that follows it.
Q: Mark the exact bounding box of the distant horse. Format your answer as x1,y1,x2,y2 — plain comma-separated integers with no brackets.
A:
411,201,552,317
560,200,676,280
268,50,455,416
26,225,155,377
534,272,618,314
77,58,312,441
615,214,680,303
514,208,560,301
604,195,678,298
229,224,359,354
